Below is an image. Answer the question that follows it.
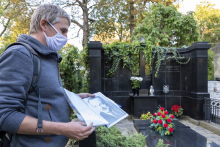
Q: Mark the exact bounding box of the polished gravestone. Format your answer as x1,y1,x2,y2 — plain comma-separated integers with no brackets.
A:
151,42,211,120
131,96,157,118
134,120,220,147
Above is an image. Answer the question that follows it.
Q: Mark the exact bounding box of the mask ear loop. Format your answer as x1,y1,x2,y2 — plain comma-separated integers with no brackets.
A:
47,21,60,34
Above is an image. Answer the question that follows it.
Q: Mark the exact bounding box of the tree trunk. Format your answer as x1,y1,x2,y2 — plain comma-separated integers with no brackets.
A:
82,0,90,48
129,1,134,40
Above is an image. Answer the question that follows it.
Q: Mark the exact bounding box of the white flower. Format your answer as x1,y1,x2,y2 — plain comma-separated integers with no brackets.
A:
130,76,143,81
139,77,143,81
130,77,135,80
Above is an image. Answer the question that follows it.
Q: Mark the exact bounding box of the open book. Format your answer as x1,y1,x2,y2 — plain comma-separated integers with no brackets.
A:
62,88,128,128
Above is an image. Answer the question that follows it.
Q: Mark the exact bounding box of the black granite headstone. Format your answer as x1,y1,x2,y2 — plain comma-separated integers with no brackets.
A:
152,42,211,120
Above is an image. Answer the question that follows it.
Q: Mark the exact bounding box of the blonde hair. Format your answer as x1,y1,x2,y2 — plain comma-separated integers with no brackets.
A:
30,4,70,34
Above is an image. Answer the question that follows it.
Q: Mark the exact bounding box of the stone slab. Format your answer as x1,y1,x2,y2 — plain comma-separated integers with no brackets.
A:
134,119,220,147
174,128,219,147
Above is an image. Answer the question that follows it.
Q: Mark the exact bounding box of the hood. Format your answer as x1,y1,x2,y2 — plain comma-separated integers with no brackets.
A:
17,34,62,63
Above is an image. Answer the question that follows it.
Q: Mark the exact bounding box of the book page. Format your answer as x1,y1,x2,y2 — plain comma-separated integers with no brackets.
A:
62,88,108,127
83,92,129,128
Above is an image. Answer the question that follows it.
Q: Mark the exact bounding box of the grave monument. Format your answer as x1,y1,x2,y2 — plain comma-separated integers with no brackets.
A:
212,42,220,80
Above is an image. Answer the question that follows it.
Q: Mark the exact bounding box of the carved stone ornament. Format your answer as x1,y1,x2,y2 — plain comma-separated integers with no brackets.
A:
163,85,169,93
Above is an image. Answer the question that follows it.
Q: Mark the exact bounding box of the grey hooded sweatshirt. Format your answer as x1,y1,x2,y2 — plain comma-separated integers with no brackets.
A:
0,34,70,147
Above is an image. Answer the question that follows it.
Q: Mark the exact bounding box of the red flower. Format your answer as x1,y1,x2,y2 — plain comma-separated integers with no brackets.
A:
161,114,166,118
153,113,156,116
158,120,163,124
160,107,164,111
157,112,161,116
170,115,175,118
164,123,168,128
169,127,173,132
153,119,157,123
164,111,168,115
179,106,182,108
174,108,178,112
167,118,171,123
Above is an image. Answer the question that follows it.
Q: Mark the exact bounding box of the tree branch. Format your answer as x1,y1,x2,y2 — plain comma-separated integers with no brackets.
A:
86,0,91,4
88,18,96,23
0,19,10,37
77,27,82,36
61,1,78,9
88,3,99,9
75,0,83,7
3,0,10,10
71,19,83,29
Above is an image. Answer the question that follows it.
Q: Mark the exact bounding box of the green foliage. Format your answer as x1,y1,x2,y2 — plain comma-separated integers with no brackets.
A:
96,125,146,147
91,0,130,43
69,110,78,121
156,139,170,147
103,41,141,76
80,45,90,93
0,0,32,37
59,45,89,93
0,0,32,51
151,46,190,77
0,48,4,55
128,3,197,77
103,41,189,77
208,49,214,80
194,1,218,80
132,3,199,47
92,0,181,43
194,1,220,46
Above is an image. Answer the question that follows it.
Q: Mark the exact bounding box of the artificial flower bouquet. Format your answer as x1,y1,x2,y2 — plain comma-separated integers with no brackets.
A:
150,107,176,136
130,76,143,89
171,105,183,117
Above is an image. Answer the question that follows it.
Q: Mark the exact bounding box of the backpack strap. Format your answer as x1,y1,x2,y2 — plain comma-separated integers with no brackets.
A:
4,42,43,146
5,42,41,94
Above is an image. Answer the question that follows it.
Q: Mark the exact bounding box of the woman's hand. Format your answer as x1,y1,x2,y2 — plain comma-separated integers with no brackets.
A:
77,93,95,99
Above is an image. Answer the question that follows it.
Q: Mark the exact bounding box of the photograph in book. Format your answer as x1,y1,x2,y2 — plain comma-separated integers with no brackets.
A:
62,88,109,127
83,92,129,128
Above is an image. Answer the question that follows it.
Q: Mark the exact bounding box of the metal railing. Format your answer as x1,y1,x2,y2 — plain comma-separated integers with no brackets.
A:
204,98,220,125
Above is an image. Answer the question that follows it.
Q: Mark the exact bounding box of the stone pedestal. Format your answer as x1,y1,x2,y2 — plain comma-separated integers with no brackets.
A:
88,41,104,94
79,131,96,147
131,96,157,118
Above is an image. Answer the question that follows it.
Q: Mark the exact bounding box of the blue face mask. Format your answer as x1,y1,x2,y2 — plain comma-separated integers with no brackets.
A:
43,21,68,52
